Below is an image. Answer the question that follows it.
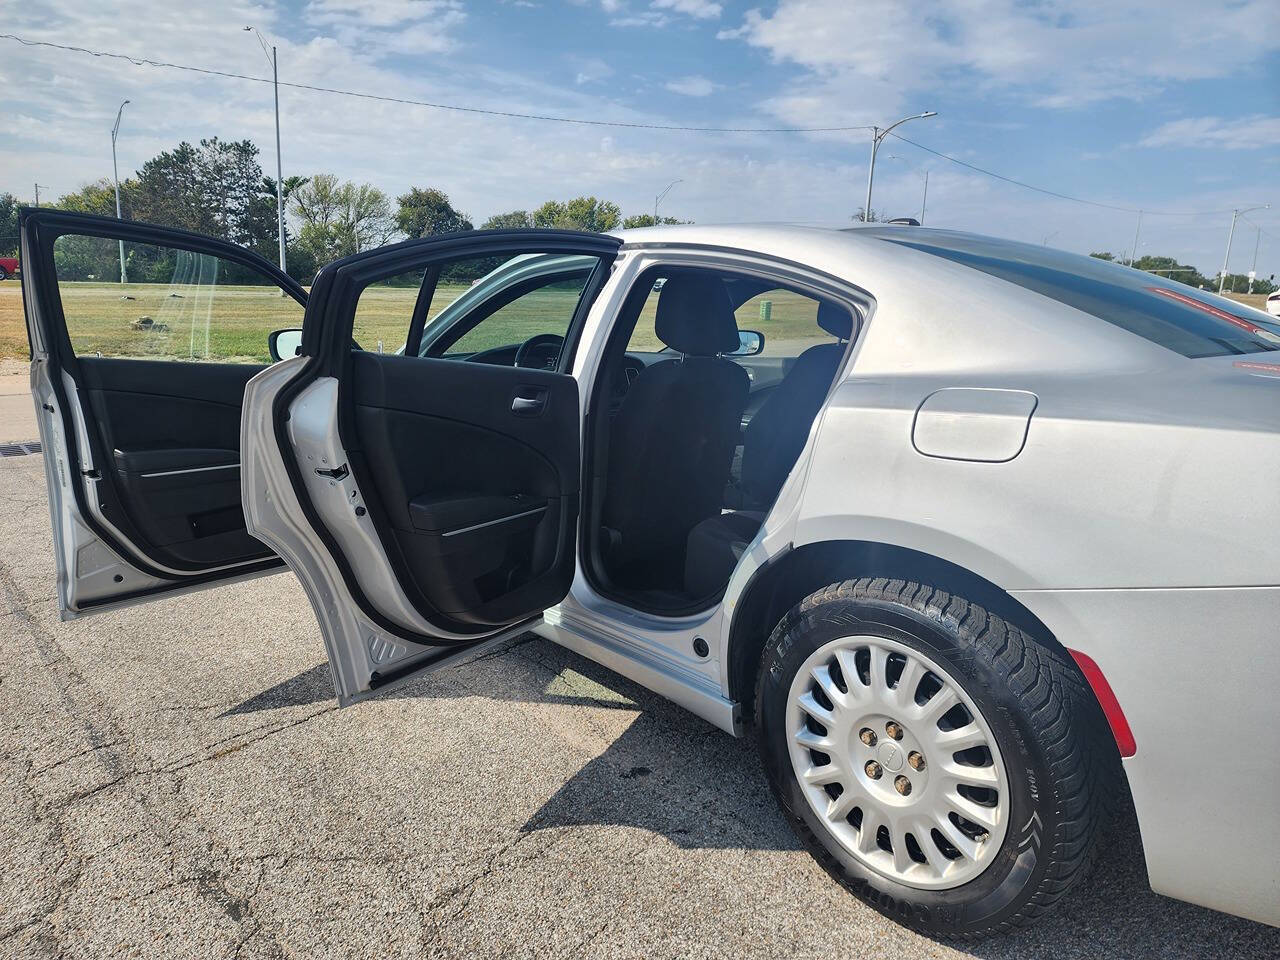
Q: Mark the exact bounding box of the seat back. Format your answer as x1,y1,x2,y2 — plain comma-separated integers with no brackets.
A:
601,274,750,580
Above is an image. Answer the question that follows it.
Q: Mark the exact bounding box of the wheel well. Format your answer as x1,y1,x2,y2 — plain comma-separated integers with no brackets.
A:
728,540,1073,724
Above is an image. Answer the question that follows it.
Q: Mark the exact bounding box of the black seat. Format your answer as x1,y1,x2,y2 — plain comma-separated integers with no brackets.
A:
601,273,750,588
683,301,852,598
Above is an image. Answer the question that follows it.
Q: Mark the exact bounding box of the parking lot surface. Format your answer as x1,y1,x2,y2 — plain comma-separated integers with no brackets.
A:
1,446,1278,959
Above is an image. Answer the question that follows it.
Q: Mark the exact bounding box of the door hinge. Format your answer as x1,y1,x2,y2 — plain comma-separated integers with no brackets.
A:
315,463,349,481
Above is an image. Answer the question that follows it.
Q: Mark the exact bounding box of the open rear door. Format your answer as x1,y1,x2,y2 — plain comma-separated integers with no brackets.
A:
21,209,306,616
241,230,621,703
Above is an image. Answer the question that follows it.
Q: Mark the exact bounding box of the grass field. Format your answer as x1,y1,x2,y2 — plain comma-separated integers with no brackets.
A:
0,280,1269,363
0,279,831,362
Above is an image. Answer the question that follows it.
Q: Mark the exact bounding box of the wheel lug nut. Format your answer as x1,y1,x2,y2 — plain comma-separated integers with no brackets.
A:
907,751,926,771
894,775,912,796
859,728,877,746
885,721,904,741
865,760,882,780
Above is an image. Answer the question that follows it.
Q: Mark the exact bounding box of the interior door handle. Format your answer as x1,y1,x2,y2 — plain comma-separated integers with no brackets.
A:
511,391,547,417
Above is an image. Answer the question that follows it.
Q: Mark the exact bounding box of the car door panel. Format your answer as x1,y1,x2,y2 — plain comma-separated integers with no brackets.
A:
348,350,579,627
78,356,268,566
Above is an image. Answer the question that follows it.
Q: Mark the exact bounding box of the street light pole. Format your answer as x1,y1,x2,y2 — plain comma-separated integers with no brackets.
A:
1249,226,1261,295
1220,205,1270,295
111,99,130,283
245,27,286,276
863,111,936,222
654,178,682,223
1129,209,1142,268
919,170,929,225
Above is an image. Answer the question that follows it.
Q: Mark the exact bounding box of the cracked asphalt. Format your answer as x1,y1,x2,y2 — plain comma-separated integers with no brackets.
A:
1,448,1279,959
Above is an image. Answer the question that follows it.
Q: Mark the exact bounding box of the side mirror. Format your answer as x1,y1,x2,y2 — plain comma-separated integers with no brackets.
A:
268,328,303,363
727,329,765,357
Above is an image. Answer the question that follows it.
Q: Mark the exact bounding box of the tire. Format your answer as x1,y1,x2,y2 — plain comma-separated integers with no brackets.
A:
754,577,1115,939
0,266,8,281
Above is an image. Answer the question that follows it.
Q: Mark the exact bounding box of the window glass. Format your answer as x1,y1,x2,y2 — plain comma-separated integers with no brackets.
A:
352,267,425,354
419,253,599,359
885,236,1280,358
625,272,839,358
52,234,301,362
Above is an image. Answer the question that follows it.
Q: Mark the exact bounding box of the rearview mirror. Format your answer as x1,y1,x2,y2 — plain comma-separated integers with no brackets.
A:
268,328,303,363
727,329,765,357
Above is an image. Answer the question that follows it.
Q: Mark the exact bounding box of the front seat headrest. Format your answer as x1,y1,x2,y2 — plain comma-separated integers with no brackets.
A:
655,274,741,356
817,301,854,340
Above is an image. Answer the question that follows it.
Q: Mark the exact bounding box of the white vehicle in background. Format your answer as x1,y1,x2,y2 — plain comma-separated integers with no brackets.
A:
20,210,1280,939
1268,290,1280,317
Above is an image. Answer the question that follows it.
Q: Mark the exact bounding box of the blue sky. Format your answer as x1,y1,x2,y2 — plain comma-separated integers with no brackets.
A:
2,0,1278,277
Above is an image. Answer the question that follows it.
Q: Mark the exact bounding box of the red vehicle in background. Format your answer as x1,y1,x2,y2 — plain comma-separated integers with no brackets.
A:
0,257,19,280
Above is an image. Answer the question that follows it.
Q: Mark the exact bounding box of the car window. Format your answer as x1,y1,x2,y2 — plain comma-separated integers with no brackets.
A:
51,234,302,363
886,236,1280,359
351,267,427,354
419,254,599,359
625,275,837,358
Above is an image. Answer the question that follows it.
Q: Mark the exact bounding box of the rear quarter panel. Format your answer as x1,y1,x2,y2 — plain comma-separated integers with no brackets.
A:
786,262,1280,924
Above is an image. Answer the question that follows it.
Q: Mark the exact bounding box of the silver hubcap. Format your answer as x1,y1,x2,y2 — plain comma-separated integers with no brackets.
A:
785,635,1009,889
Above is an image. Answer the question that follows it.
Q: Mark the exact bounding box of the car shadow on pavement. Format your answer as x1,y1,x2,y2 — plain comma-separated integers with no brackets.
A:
222,637,1280,958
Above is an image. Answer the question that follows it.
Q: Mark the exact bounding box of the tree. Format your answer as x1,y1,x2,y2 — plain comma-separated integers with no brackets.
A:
0,192,16,257
852,206,880,223
621,214,686,229
292,174,397,266
1089,251,1116,261
396,187,472,238
481,210,533,230
531,196,621,232
56,179,128,218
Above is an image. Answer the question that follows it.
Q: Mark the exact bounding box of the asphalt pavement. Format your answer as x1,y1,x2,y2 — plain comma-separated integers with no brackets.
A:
0,398,1277,957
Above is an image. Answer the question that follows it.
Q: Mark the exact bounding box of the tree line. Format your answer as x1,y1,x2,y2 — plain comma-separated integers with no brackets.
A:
0,135,1272,295
0,137,682,284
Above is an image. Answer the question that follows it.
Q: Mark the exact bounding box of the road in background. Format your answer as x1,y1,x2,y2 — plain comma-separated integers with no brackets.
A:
2,449,1279,957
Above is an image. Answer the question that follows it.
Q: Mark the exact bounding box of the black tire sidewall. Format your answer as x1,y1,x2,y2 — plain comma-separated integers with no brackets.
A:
756,589,1063,935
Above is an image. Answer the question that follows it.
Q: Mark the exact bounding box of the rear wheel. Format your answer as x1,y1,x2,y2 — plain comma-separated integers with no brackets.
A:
0,266,8,281
754,578,1114,939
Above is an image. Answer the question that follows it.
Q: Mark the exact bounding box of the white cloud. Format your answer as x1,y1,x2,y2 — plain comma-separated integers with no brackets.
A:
664,75,717,97
305,0,466,55
572,56,615,85
721,0,1280,120
1139,116,1280,151
652,0,722,19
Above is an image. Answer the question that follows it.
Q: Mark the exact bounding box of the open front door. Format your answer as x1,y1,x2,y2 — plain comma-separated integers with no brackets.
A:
241,230,621,703
21,209,306,616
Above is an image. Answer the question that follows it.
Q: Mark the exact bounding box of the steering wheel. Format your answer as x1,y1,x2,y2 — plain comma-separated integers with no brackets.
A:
514,333,564,370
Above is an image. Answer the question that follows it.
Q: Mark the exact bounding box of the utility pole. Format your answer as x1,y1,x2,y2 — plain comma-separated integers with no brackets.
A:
1220,206,1270,294
1249,225,1261,295
33,183,47,206
1129,210,1142,268
863,112,936,222
919,170,929,225
245,27,286,276
111,99,131,283
654,179,682,223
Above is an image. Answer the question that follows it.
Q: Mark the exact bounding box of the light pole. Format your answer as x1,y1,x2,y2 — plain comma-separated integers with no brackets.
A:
244,27,286,276
863,112,936,222
111,99,130,283
1128,209,1143,268
919,169,929,225
654,179,682,223
1219,205,1269,295
1247,225,1262,295
33,183,47,206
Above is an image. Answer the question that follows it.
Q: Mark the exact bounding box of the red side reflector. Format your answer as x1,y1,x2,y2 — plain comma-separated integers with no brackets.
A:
1067,649,1136,758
